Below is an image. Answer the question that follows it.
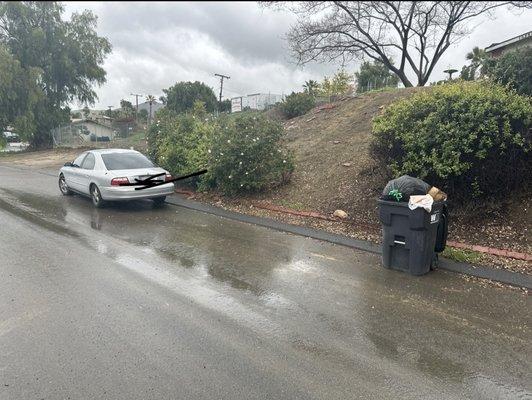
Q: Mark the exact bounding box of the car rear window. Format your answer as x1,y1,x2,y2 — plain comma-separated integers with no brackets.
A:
101,153,154,170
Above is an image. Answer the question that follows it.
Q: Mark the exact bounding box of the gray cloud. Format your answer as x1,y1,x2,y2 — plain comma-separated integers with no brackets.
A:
63,2,532,109
94,2,296,63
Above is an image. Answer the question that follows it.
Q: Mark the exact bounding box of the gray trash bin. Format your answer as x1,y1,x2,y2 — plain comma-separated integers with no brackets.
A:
378,199,445,276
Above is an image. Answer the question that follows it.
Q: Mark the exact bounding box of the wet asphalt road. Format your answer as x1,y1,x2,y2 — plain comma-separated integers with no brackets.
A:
0,165,530,400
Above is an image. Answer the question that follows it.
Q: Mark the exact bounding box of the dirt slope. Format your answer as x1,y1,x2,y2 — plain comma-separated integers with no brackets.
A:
256,89,420,225
252,88,530,253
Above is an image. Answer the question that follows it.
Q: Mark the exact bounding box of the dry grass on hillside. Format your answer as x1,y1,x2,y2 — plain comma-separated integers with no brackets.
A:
250,87,530,253
254,88,421,227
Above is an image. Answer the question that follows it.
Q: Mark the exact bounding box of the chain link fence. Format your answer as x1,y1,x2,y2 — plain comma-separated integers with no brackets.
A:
51,122,117,148
51,124,84,147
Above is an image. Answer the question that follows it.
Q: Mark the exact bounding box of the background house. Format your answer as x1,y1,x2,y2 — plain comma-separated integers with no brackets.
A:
485,30,532,58
52,119,116,147
70,119,116,142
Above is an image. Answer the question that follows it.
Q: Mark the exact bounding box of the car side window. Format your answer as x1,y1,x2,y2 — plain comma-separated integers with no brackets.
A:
73,153,87,167
81,153,95,170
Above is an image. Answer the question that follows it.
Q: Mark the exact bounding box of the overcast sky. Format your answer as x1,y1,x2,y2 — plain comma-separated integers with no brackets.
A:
63,1,532,109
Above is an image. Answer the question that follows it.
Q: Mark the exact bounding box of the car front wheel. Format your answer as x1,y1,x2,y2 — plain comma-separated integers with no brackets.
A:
90,184,105,208
59,174,73,196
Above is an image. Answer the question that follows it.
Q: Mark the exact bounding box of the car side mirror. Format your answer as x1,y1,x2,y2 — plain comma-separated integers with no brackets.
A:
64,161,73,167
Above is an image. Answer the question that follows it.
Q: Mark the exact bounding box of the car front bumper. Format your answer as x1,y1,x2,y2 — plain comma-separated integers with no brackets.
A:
100,182,175,201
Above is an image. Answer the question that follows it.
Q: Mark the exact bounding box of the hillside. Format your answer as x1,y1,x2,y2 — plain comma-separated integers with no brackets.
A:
249,88,531,254
252,88,419,230
281,89,419,220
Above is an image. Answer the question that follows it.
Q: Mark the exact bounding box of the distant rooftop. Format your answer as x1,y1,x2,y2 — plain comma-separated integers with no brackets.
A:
69,118,113,128
485,30,532,53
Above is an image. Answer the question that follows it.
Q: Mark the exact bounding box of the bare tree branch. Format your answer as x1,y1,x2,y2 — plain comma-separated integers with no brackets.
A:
265,1,529,86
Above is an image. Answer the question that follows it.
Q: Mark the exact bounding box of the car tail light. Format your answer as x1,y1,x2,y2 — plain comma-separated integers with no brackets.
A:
111,177,129,186
165,173,173,182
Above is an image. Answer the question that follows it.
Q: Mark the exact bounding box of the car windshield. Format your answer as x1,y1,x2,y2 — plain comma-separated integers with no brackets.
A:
101,153,154,170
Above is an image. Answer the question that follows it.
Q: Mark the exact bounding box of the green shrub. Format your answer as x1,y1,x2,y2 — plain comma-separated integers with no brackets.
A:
207,113,294,194
148,110,294,194
161,81,218,113
484,47,532,96
147,108,213,185
371,80,531,199
280,92,316,118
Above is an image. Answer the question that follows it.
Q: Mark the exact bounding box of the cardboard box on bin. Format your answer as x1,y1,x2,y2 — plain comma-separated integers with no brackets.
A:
428,186,447,202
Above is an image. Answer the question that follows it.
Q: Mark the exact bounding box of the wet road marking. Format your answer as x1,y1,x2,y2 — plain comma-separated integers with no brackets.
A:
310,252,338,261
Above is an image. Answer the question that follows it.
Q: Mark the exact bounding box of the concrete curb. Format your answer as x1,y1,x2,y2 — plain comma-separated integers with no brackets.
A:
166,195,532,289
176,189,532,262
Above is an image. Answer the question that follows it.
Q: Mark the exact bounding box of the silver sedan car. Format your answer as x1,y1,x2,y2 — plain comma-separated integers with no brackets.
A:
58,149,175,207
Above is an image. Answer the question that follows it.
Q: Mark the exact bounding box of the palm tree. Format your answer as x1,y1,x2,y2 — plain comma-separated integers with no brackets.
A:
303,80,319,96
465,46,487,78
146,95,155,126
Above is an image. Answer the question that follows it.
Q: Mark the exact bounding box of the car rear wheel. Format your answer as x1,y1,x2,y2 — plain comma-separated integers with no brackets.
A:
152,196,166,207
59,174,73,195
90,184,105,208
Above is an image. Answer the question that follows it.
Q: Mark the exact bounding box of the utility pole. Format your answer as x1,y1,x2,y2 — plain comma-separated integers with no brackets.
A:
130,93,143,121
214,73,230,105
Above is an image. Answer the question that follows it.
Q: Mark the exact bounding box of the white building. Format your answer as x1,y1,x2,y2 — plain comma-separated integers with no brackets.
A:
231,93,284,113
52,119,117,147
70,119,116,142
231,96,248,113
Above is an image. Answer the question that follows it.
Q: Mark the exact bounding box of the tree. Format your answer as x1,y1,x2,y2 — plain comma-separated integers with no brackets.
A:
219,99,231,113
0,2,111,147
355,60,399,92
270,2,531,87
119,99,135,118
82,106,90,119
160,81,218,114
318,70,353,97
303,79,319,96
0,44,41,139
146,94,156,126
192,100,208,118
139,109,148,122
280,92,316,118
460,46,487,80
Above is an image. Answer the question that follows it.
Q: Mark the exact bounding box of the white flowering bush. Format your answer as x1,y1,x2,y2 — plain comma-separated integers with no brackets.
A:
148,110,294,194
206,113,294,194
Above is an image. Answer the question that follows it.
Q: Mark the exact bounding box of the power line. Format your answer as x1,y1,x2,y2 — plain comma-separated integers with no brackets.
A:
107,106,114,124
214,73,230,103
220,87,244,97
